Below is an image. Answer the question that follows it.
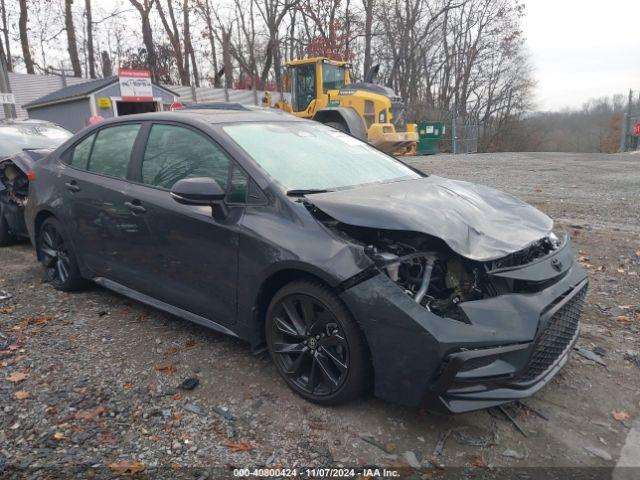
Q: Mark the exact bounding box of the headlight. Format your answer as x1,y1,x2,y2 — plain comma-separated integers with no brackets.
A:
379,110,387,123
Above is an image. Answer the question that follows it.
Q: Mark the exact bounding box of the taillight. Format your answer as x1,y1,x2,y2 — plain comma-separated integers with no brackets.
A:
27,170,36,181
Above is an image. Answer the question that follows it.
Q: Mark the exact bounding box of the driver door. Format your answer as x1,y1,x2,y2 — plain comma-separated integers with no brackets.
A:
291,63,317,114
124,122,248,325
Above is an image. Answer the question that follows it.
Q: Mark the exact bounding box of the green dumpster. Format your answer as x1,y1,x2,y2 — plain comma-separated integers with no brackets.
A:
416,121,445,155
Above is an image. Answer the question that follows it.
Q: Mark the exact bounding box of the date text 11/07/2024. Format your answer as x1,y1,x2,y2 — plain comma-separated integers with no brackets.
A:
233,467,401,478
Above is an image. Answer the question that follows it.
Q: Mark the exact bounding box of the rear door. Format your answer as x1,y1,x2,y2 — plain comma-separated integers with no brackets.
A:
59,123,153,286
124,122,249,324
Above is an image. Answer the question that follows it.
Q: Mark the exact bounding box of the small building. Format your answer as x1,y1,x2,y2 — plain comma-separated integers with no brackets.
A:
23,74,179,132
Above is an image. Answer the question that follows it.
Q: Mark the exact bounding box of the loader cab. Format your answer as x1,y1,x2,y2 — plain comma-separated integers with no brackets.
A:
288,58,350,114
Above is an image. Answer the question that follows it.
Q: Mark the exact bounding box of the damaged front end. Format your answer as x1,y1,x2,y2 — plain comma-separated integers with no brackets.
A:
0,150,46,240
306,198,588,413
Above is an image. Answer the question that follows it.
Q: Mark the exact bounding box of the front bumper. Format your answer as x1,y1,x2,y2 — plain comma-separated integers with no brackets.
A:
339,238,588,413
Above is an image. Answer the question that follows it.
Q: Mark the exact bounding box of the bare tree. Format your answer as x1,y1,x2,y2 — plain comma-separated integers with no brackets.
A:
101,50,112,77
129,0,158,81
156,0,189,85
255,0,300,89
18,0,35,73
85,0,96,78
183,0,199,86
64,0,82,76
194,0,220,86
362,0,374,76
1,0,11,71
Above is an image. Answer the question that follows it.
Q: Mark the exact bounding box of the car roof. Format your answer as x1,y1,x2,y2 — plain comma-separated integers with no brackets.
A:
95,107,305,127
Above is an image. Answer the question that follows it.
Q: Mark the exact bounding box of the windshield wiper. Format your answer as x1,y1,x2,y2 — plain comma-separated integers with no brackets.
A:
286,189,333,197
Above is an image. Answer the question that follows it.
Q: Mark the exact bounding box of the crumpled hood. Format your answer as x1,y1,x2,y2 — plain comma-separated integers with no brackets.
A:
307,176,553,261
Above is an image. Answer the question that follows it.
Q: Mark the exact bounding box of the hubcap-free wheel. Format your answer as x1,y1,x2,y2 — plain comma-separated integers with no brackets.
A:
270,293,350,397
39,223,72,285
37,218,85,291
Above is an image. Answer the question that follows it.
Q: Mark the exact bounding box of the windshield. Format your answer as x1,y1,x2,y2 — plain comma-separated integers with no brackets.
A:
223,122,421,192
0,123,72,157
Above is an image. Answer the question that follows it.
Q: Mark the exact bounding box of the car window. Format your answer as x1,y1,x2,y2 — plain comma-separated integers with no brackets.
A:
87,124,141,179
69,133,95,169
227,165,248,203
142,124,230,190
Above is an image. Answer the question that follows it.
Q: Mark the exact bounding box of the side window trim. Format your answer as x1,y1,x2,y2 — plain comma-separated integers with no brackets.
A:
128,122,151,182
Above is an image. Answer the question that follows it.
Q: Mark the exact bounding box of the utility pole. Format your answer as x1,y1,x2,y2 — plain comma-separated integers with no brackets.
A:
0,46,16,119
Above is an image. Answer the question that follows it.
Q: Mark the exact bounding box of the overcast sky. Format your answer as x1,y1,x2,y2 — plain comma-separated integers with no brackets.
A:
523,0,640,111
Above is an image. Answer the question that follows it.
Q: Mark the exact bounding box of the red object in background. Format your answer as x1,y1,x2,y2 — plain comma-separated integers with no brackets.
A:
27,170,36,181
633,122,640,137
89,115,104,125
170,101,184,111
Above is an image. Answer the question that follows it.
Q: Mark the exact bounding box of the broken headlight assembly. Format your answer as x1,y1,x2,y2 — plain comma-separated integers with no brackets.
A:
364,237,487,323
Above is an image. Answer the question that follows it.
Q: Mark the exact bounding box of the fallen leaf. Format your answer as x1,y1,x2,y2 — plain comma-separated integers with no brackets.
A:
635,250,640,257
7,371,28,382
612,315,631,323
183,338,196,350
385,442,397,453
612,410,630,421
14,390,30,400
173,392,184,401
155,363,177,375
223,439,253,452
75,405,108,421
164,346,179,355
534,188,543,193
469,454,490,469
53,431,65,440
0,306,16,314
108,460,145,475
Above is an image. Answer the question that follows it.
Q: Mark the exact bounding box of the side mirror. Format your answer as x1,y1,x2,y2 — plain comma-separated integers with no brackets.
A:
171,177,228,218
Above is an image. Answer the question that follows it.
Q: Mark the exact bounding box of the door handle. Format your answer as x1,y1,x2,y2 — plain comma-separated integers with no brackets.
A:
65,181,81,193
124,200,146,214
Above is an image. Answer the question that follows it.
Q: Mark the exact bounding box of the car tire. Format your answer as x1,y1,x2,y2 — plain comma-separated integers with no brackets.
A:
0,204,16,247
266,280,370,405
37,217,85,292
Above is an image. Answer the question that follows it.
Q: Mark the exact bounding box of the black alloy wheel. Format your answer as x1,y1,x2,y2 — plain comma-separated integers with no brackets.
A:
37,217,85,291
266,280,369,405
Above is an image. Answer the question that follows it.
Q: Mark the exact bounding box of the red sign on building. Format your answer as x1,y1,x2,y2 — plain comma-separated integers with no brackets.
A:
633,122,640,137
117,69,153,102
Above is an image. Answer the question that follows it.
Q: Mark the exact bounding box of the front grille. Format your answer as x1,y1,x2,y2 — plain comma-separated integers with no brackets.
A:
517,286,587,383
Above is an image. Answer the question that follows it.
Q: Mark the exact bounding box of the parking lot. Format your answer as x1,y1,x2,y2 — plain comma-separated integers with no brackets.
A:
1,151,639,478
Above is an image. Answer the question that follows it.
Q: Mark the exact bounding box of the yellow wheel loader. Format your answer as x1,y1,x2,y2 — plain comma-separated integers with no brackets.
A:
263,58,418,155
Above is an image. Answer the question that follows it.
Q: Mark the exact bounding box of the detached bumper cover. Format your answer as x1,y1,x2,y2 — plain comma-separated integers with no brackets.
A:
340,239,588,413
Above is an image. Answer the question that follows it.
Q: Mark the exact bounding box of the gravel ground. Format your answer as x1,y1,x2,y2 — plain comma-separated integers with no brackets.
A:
1,152,639,479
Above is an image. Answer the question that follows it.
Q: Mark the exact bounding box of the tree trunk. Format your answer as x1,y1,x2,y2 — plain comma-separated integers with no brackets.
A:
221,28,233,89
85,0,95,78
129,0,159,82
101,51,113,77
1,0,11,71
183,0,199,86
362,0,374,77
18,0,34,74
65,0,82,77
201,0,219,86
156,0,188,85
